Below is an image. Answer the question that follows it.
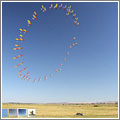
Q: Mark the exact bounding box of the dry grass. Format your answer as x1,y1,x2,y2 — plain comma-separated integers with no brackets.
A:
2,103,118,118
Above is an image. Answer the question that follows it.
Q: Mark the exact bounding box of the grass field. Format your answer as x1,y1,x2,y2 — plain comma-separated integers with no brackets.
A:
2,103,118,118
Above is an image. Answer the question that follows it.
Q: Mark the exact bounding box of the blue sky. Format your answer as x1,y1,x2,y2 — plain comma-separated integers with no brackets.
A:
18,109,26,116
9,109,17,116
2,109,8,117
2,2,118,103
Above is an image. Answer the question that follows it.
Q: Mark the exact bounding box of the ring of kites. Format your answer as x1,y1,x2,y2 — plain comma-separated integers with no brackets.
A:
13,3,79,83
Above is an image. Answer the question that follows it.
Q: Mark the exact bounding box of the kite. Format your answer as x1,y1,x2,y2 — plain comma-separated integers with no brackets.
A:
64,58,66,62
21,72,29,79
19,29,24,32
76,22,79,26
60,64,62,67
23,29,28,32
74,20,77,24
41,5,46,13
13,47,23,50
24,75,30,80
14,44,21,47
67,8,71,13
13,54,23,59
21,75,25,79
49,4,53,10
50,74,53,78
73,13,76,18
75,42,78,45
33,78,36,82
75,17,78,21
72,43,75,46
32,14,37,20
59,4,63,8
13,3,80,83
41,5,44,11
68,5,71,9
69,45,72,49
27,20,32,26
19,28,28,33
16,38,24,41
66,12,70,16
70,10,74,15
27,77,31,81
34,11,38,16
44,76,47,80
72,37,76,40
38,77,41,82
54,3,58,10
58,68,61,72
43,7,46,13
17,67,27,74
63,5,67,10
17,74,22,78
14,61,24,68
66,52,70,55
20,34,24,38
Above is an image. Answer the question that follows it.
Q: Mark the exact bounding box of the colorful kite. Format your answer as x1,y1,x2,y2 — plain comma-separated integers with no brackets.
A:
70,10,74,15
13,3,80,83
66,52,70,55
33,78,36,82
34,11,38,16
17,74,22,78
17,67,27,74
27,20,32,26
49,4,53,10
20,34,24,38
75,17,78,21
73,13,76,18
14,44,21,47
76,22,79,26
16,38,24,41
44,76,47,80
69,45,72,49
63,5,67,10
43,7,46,13
27,77,31,81
14,61,24,68
58,68,61,72
59,4,63,9
66,12,70,16
32,14,37,20
72,37,76,40
54,3,58,10
19,29,24,32
24,75,30,80
23,29,28,32
13,55,23,59
64,58,66,62
19,28,28,33
21,72,29,79
13,47,23,50
50,74,53,78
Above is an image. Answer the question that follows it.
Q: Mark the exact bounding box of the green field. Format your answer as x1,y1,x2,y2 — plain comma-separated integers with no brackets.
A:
2,103,118,118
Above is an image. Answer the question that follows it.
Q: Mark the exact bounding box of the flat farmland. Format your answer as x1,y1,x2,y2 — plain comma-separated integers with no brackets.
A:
2,103,118,118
